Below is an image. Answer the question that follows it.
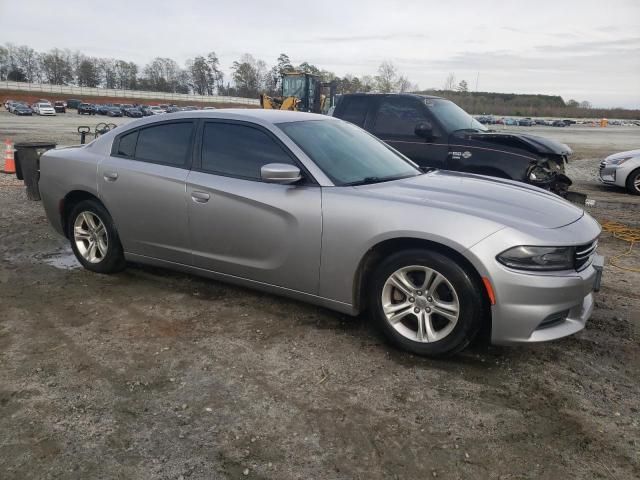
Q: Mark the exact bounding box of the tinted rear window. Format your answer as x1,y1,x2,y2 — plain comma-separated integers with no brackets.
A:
135,122,194,166
373,97,429,136
117,131,138,157
339,96,370,127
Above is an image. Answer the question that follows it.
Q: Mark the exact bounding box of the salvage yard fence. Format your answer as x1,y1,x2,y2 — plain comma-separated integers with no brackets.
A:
0,80,260,106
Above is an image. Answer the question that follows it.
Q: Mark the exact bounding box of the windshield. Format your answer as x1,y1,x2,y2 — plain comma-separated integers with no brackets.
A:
282,75,305,98
279,119,421,186
426,98,487,132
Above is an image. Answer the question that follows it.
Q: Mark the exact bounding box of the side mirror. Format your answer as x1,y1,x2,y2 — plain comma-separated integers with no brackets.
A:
415,122,434,139
261,163,302,184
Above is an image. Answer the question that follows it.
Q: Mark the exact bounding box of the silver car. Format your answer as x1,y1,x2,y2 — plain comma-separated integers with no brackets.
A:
39,110,603,357
598,149,640,195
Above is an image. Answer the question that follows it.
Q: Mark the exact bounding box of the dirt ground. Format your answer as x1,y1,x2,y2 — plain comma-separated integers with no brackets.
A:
1,110,639,480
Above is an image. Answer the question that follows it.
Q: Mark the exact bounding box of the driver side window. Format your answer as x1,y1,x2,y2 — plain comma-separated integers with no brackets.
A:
373,97,432,137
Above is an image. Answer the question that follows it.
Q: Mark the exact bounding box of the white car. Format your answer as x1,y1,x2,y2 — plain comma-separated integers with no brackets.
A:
599,149,640,195
149,106,164,115
35,103,56,116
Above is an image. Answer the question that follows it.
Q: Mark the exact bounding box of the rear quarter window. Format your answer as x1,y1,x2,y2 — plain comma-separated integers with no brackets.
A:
338,96,370,127
135,122,194,167
116,131,138,157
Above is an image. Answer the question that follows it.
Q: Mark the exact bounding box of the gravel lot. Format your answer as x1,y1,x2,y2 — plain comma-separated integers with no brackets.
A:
1,110,639,479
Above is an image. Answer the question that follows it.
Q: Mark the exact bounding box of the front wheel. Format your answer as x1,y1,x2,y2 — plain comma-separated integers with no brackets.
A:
368,249,484,357
68,200,126,273
626,168,640,195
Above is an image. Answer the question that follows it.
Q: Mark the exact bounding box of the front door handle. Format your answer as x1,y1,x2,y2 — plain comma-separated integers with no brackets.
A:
103,171,118,182
191,191,210,203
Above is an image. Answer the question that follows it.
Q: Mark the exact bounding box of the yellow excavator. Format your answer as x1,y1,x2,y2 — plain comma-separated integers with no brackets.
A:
260,71,337,114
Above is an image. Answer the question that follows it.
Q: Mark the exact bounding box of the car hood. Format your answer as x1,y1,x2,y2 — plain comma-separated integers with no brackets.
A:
605,148,640,160
354,170,584,230
467,131,573,156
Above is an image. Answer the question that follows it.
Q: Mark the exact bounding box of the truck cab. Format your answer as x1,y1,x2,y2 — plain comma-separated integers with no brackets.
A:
332,93,573,195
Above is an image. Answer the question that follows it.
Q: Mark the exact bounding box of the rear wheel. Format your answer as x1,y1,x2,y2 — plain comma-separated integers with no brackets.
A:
626,168,640,195
368,249,484,357
68,200,126,273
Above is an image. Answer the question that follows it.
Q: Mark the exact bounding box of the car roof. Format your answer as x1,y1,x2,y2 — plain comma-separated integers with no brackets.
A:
89,109,334,153
341,92,444,101
125,108,330,125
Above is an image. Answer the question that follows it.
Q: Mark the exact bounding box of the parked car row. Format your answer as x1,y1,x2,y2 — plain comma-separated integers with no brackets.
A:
4,99,60,116
3,98,218,118
475,115,577,127
476,115,640,127
4,100,34,115
73,101,212,117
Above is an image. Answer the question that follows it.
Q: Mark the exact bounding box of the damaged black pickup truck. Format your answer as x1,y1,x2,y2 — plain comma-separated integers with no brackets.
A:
332,93,573,196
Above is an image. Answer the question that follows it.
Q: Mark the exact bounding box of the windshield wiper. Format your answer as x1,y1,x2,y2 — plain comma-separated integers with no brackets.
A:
452,128,483,134
343,176,387,186
343,174,418,186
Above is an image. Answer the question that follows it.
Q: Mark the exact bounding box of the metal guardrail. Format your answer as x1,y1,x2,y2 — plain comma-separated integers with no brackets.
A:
0,80,260,105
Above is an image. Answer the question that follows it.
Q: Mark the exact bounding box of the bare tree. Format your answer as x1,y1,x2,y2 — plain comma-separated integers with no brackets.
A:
268,53,294,94
187,56,211,95
232,54,266,97
40,48,73,85
14,45,39,82
0,45,8,80
443,73,456,91
396,75,412,93
140,57,187,93
579,100,592,109
207,52,224,94
375,60,398,93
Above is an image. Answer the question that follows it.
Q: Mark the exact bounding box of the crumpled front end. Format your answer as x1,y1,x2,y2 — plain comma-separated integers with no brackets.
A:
526,159,572,197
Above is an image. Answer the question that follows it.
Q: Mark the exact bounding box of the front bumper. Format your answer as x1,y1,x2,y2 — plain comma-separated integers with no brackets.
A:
467,217,602,345
488,255,602,345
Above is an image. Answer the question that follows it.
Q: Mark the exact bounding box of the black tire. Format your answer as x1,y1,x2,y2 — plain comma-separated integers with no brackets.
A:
67,200,126,274
368,249,484,357
626,168,640,196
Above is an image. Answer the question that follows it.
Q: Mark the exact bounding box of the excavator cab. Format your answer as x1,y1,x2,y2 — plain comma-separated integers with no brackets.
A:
261,72,336,114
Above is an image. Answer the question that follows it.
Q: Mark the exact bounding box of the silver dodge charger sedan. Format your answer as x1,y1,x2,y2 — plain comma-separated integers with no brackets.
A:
39,110,603,356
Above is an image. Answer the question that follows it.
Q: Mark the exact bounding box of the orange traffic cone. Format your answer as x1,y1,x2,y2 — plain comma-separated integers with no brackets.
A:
2,139,15,174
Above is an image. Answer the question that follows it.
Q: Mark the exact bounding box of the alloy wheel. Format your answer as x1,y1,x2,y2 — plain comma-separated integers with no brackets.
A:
381,265,460,343
73,211,108,263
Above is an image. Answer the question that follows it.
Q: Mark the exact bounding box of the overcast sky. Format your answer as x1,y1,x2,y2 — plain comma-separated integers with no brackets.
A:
2,0,639,107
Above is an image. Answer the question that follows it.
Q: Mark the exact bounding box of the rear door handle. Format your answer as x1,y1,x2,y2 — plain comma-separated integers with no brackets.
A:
103,171,118,182
191,191,210,203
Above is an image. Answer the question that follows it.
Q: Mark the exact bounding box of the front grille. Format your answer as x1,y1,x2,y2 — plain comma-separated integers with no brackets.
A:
575,239,598,271
599,160,606,173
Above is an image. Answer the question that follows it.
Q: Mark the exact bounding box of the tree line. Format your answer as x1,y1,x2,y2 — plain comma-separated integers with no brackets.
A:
422,86,640,119
0,43,417,98
2,43,636,118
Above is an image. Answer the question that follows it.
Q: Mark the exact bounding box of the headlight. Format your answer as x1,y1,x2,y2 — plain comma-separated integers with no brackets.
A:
497,246,575,271
528,166,553,182
606,156,632,165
